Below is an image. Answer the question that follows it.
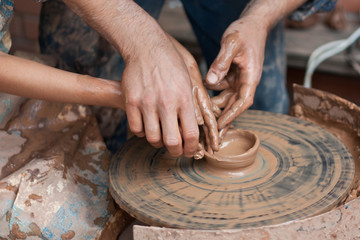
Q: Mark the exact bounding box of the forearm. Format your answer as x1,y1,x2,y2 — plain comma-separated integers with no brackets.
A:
241,0,308,31
0,52,124,109
63,0,168,61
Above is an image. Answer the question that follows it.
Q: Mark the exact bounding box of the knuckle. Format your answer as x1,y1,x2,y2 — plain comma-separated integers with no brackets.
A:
128,121,143,136
146,135,161,145
164,137,180,149
158,97,168,110
183,129,199,142
180,94,193,106
188,61,198,71
159,97,177,112
129,126,143,135
141,94,156,109
126,95,141,108
216,61,229,72
222,34,238,48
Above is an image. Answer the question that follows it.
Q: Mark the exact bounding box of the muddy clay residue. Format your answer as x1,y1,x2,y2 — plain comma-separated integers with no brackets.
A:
292,84,360,202
28,222,43,238
61,230,75,240
1,101,90,180
28,193,43,202
9,223,27,239
0,53,126,238
74,174,98,196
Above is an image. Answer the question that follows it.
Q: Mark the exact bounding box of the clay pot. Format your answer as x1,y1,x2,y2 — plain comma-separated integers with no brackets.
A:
204,129,260,172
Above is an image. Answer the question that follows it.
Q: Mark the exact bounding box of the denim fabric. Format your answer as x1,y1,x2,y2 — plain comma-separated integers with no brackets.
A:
180,0,288,113
289,0,337,21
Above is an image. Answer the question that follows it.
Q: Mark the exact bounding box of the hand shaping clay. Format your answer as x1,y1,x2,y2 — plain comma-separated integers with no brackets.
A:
109,110,354,230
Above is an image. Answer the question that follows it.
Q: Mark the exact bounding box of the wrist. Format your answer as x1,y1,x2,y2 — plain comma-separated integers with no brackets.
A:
76,75,125,109
237,15,269,36
240,0,307,32
109,2,170,63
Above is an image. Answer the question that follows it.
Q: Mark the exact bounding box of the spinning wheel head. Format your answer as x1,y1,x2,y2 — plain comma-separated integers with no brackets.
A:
109,110,355,230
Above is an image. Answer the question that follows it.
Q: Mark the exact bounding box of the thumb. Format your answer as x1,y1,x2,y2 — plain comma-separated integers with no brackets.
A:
206,39,238,86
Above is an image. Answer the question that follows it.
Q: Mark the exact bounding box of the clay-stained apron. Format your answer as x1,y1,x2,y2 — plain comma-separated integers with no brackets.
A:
0,98,132,239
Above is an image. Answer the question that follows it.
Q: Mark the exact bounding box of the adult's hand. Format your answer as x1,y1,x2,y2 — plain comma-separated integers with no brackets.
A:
63,0,200,157
205,17,266,130
167,34,220,153
121,42,199,158
205,0,307,130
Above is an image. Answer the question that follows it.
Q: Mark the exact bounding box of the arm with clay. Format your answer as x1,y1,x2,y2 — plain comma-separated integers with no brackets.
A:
63,0,199,158
205,0,307,131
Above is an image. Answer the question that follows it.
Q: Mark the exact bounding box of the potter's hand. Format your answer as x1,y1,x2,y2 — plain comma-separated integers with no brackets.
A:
205,17,266,130
55,0,307,156
167,34,220,153
121,39,200,158
204,0,308,130
65,0,200,157
72,0,201,158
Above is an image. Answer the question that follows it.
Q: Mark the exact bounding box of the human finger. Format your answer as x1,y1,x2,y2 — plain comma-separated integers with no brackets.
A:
178,105,199,158
202,125,213,155
218,83,256,129
204,80,230,91
196,87,219,151
192,87,204,125
206,35,239,85
159,108,183,157
194,143,205,160
142,108,163,148
212,104,221,118
211,89,235,109
126,105,145,137
219,124,231,140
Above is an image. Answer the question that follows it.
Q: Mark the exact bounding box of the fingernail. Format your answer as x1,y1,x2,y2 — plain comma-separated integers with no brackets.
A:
207,72,218,85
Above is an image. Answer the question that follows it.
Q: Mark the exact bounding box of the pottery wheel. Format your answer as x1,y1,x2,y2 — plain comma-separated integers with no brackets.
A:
109,110,355,229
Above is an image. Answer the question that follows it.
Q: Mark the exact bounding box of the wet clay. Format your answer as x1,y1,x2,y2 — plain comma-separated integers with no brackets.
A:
203,129,259,176
215,130,256,157
109,110,354,230
116,86,360,239
291,84,360,203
